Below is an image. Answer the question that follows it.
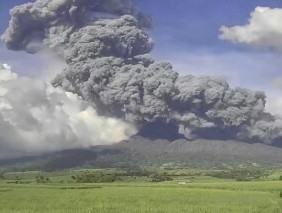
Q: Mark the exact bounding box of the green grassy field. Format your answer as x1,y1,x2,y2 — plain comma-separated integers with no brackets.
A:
0,170,281,213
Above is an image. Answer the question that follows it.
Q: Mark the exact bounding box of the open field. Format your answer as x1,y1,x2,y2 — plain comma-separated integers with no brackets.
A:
0,169,281,213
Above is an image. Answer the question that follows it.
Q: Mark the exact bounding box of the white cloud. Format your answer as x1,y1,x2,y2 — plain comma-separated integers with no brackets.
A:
266,94,282,117
265,78,282,117
0,64,136,158
219,7,282,51
218,6,282,116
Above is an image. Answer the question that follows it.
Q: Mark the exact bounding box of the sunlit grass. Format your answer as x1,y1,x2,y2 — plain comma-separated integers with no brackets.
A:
0,180,281,213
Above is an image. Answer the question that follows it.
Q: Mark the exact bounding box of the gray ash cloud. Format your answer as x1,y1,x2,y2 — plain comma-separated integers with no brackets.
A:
2,0,282,146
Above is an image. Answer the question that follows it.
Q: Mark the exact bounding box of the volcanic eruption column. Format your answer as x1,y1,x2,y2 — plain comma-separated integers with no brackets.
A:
2,0,282,145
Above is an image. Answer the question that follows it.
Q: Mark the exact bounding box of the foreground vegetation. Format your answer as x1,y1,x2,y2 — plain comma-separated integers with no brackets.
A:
0,167,281,213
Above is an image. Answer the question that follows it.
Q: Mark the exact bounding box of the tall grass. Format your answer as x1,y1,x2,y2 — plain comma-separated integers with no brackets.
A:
0,181,281,213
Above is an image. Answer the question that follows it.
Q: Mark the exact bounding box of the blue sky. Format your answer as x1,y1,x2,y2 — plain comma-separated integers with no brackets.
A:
135,0,282,50
1,0,282,109
135,0,282,98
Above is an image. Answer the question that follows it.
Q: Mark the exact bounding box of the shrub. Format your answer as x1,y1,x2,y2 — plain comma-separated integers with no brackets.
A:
151,174,173,182
207,168,267,180
72,173,118,183
36,175,50,183
0,172,5,179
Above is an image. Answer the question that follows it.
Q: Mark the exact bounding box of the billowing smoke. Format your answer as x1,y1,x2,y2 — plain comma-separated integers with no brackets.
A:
2,0,282,146
0,63,136,158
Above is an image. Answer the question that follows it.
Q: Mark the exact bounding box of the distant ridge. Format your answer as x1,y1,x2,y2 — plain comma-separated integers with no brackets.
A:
0,137,282,171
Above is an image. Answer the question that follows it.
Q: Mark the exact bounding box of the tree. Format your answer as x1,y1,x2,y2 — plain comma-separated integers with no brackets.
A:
0,172,4,179
36,175,50,183
151,174,173,182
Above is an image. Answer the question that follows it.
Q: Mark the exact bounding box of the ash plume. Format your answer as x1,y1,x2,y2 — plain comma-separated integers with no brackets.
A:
2,0,282,146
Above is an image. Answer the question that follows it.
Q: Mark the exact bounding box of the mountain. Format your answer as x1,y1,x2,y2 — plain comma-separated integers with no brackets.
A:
1,137,282,171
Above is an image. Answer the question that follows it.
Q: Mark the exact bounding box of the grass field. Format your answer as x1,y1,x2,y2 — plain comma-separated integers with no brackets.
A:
0,170,281,213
